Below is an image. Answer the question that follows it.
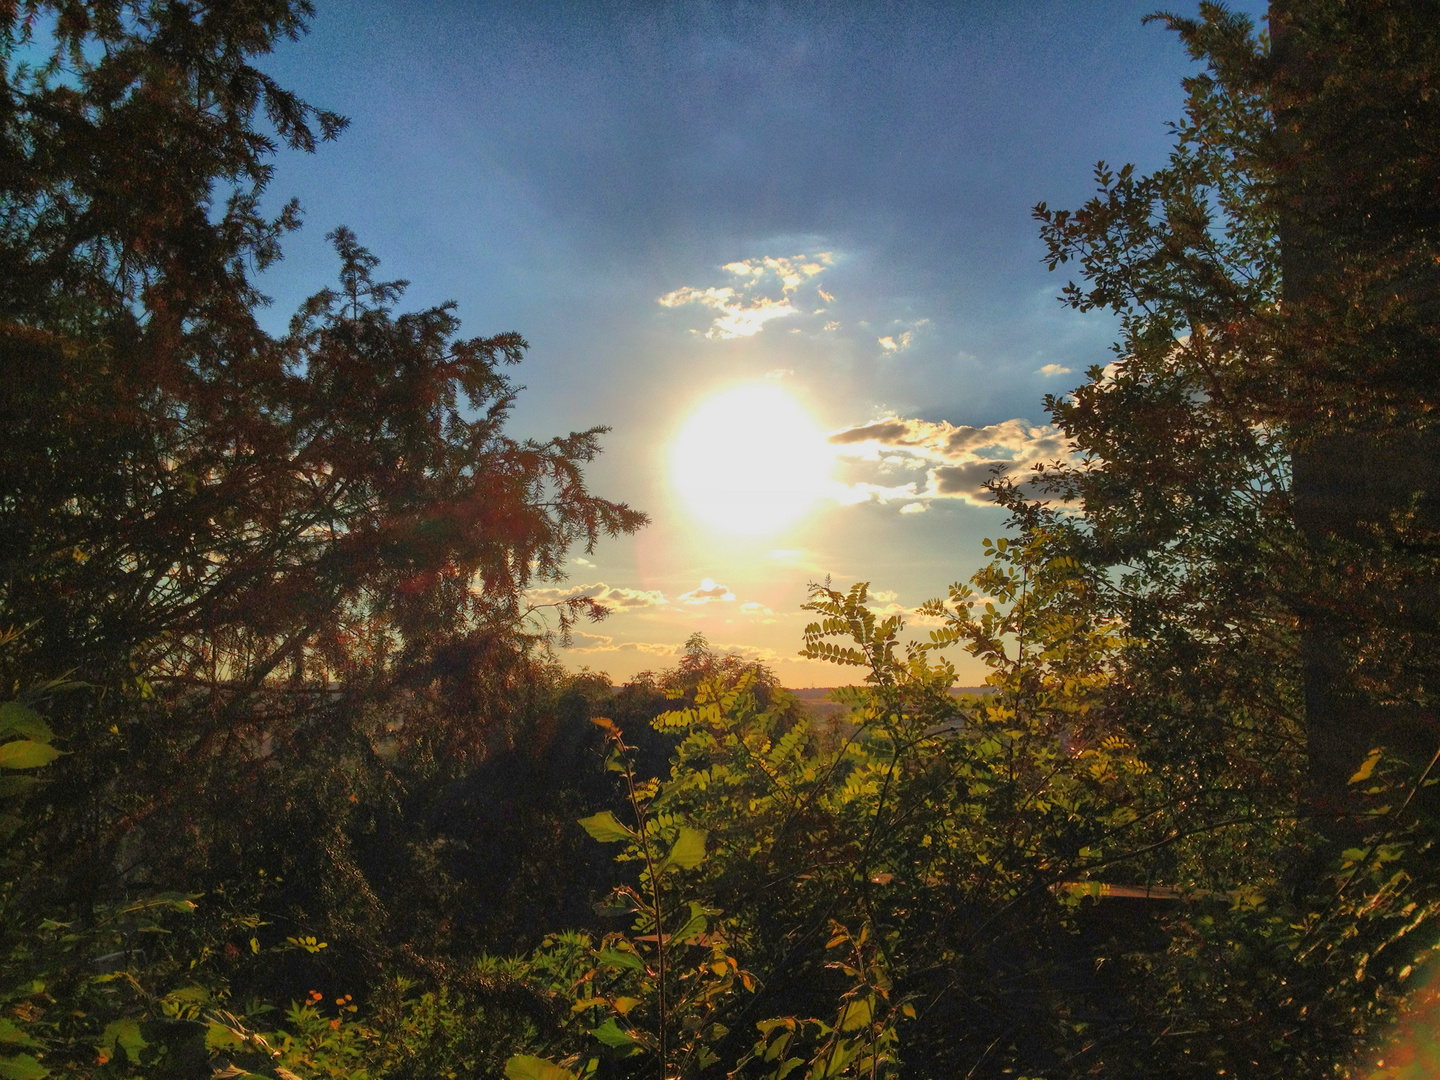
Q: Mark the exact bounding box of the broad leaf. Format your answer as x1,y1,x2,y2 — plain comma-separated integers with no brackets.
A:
578,811,632,843
662,825,707,871
591,1018,639,1047
0,1053,45,1080
0,742,60,770
596,946,645,972
0,1020,35,1048
504,1055,576,1080
0,705,50,743
838,997,873,1031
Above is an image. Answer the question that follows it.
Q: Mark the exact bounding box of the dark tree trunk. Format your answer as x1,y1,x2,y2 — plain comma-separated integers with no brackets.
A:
1274,0,1440,823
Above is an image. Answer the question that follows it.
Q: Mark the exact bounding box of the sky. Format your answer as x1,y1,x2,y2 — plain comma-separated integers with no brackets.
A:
256,0,1268,687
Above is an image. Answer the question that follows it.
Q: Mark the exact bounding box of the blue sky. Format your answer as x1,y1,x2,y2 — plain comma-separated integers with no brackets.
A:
257,0,1267,685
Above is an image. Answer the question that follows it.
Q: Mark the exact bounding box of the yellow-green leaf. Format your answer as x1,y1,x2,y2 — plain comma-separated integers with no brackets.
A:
838,997,873,1031
662,826,707,871
504,1055,576,1080
99,1018,147,1059
578,811,632,843
0,741,60,770
591,1018,639,1047
0,1020,36,1049
596,946,644,972
0,1053,46,1080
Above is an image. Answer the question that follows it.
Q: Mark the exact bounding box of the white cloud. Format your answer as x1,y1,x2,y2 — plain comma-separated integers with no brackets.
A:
827,416,1072,507
658,253,835,340
526,581,668,611
1036,363,1072,377
573,556,595,567
678,577,736,604
567,638,684,658
899,502,927,514
878,331,913,353
739,601,774,618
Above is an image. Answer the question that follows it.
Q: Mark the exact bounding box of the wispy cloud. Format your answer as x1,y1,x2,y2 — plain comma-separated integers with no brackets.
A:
828,416,1071,507
659,253,834,340
878,331,912,352
567,637,683,658
527,581,668,611
678,577,736,604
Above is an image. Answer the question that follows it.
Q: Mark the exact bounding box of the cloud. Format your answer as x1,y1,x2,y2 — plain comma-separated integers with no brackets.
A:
573,556,595,567
1036,363,1072,377
567,638,684,658
827,415,1071,507
739,601,774,618
527,581,668,611
659,253,834,340
678,577,736,604
878,332,913,352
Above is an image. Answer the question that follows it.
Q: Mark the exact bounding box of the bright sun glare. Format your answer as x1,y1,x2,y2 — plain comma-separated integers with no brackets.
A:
671,384,834,536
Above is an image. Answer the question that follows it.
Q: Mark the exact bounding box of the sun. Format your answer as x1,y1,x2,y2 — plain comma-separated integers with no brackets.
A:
671,384,834,536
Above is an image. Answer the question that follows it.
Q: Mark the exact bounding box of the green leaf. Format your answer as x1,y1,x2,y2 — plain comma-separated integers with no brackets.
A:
838,997,873,1031
0,706,50,743
99,1018,148,1059
0,1020,36,1048
591,1018,638,1047
505,1055,577,1080
205,1022,245,1051
661,825,707,871
670,903,708,945
596,946,645,972
0,1053,46,1080
578,811,633,843
0,741,59,770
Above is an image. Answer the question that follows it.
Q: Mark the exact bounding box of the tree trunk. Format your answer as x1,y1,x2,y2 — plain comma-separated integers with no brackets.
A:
1274,0,1440,822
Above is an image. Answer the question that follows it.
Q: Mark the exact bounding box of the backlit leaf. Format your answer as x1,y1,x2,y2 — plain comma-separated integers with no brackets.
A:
662,826,707,871
504,1055,576,1080
578,811,632,843
1348,749,1382,785
0,741,60,770
591,1018,639,1047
